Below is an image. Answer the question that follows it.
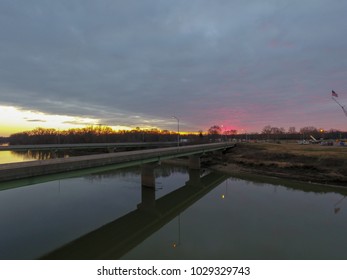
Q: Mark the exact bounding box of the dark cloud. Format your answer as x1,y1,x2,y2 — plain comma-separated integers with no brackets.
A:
25,119,46,123
1,0,347,132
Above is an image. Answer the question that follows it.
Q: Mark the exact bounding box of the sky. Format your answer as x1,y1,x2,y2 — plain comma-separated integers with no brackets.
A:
1,0,347,136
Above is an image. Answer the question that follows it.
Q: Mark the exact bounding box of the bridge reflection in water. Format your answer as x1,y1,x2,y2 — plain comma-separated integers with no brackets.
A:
41,170,229,260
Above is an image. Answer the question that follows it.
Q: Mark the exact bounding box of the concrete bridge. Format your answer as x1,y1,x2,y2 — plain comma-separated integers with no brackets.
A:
0,143,234,184
41,170,229,260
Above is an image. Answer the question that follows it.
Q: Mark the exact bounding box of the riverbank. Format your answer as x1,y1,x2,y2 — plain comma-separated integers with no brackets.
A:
212,142,347,187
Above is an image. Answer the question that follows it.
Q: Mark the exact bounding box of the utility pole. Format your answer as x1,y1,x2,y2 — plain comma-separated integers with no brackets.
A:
171,116,180,147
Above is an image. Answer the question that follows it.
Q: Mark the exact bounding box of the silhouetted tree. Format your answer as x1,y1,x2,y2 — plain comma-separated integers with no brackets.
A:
8,126,203,145
208,125,222,135
300,126,318,134
262,125,272,135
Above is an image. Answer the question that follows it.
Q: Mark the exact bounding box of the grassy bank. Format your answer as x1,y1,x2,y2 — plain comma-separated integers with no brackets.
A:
214,142,347,187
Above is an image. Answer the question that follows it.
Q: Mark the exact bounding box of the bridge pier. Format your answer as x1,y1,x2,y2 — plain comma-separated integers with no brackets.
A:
107,147,116,153
139,163,159,212
141,163,158,188
213,150,226,162
50,149,58,159
186,169,202,187
189,155,201,170
138,163,158,212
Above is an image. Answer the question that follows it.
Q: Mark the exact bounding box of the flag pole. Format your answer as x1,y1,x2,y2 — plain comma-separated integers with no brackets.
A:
332,96,347,117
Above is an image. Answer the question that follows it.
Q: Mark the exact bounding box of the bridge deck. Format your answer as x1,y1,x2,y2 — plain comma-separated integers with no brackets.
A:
0,143,234,182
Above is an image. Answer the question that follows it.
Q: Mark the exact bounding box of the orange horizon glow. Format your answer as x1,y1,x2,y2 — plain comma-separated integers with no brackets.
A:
0,105,206,137
0,105,250,138
0,105,132,137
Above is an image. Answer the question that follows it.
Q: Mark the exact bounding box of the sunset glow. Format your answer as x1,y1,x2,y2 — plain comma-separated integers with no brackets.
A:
0,105,132,136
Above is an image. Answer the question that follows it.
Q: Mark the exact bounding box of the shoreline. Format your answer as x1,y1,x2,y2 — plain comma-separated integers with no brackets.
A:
210,142,347,189
210,162,347,193
152,142,347,190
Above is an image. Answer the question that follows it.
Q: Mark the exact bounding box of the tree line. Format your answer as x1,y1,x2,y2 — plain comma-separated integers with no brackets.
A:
5,126,205,145
242,125,347,141
207,125,347,141
1,124,346,145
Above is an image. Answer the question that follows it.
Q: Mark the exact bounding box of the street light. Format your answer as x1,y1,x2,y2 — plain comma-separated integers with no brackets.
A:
171,116,180,147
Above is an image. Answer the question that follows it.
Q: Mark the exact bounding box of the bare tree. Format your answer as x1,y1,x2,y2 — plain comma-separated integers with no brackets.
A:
288,127,297,134
208,125,222,135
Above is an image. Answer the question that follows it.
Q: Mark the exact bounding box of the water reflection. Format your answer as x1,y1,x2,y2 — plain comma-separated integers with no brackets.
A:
42,170,228,259
1,163,347,260
0,151,36,164
334,196,346,214
0,164,192,259
171,214,181,249
0,149,109,164
122,176,347,260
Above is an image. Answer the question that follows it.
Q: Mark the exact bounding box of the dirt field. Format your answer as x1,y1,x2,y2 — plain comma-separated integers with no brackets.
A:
214,142,347,187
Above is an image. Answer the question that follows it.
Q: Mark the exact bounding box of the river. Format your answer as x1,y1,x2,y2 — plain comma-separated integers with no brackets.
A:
0,157,346,260
0,151,37,164
0,150,85,164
